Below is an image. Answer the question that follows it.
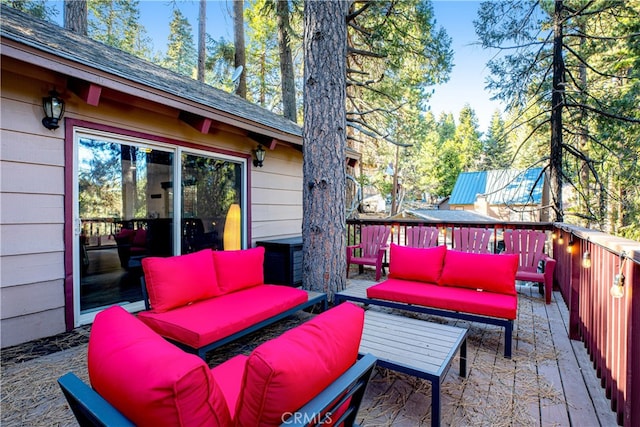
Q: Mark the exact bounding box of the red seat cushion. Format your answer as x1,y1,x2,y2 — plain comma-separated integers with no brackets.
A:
367,279,518,319
142,249,221,313
234,302,365,427
137,285,308,349
88,306,231,427
439,250,518,295
388,243,446,283
212,247,265,293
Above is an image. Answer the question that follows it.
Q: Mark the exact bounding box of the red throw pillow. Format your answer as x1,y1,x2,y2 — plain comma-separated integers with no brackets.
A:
212,246,265,294
88,306,231,426
142,249,221,313
388,243,447,283
234,302,364,426
439,250,518,295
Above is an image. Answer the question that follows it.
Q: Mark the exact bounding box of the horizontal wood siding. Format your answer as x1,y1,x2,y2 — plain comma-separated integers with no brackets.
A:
0,252,64,288
1,85,68,346
250,152,303,243
0,306,66,348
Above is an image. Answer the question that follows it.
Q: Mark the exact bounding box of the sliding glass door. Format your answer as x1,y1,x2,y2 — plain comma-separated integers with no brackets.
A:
73,129,246,325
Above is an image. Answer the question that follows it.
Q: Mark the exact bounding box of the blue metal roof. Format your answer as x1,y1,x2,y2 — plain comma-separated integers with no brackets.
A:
485,168,544,205
449,168,544,206
449,171,487,205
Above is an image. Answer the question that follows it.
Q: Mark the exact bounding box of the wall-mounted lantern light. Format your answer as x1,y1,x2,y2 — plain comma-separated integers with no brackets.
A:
42,90,65,130
253,145,265,167
582,250,591,268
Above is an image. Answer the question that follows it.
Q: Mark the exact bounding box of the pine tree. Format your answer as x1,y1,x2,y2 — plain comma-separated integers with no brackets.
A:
482,110,512,170
88,0,151,59
475,0,640,231
164,8,197,77
1,0,57,20
454,105,482,172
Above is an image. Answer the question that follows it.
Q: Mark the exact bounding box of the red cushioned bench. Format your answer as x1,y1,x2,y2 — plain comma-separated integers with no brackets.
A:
136,247,327,359
336,244,519,358
59,303,376,426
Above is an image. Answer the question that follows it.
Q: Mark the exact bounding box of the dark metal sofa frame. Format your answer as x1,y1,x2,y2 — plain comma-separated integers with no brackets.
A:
58,353,377,427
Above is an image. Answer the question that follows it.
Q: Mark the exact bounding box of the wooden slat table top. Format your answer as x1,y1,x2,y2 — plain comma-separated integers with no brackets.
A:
360,310,468,379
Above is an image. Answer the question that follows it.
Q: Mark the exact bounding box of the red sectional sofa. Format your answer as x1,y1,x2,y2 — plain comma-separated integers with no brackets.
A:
336,243,519,358
59,303,377,426
136,247,327,359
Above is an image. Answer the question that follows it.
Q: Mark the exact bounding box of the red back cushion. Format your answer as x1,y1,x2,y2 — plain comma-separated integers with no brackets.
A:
131,228,147,247
142,249,220,313
234,302,365,427
439,250,519,295
88,306,231,426
389,243,447,283
212,247,265,294
116,228,136,243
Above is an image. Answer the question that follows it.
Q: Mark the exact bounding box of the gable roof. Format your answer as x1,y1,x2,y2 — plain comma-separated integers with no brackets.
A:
449,167,545,206
0,5,302,144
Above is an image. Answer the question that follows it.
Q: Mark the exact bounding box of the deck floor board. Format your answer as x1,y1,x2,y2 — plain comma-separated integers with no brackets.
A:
349,278,619,426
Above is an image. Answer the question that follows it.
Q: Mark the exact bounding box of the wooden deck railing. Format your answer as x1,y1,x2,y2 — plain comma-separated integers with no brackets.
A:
551,224,639,426
346,218,639,426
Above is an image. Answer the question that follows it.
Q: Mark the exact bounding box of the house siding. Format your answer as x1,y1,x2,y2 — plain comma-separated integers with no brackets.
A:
1,63,303,347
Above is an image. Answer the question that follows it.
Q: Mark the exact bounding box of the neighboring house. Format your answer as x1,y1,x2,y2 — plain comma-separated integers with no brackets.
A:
0,6,333,347
448,168,550,222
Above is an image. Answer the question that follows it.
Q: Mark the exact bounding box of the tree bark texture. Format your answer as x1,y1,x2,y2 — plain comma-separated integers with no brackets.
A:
197,0,206,82
64,0,87,35
302,0,348,301
233,0,247,98
277,0,297,123
550,0,565,222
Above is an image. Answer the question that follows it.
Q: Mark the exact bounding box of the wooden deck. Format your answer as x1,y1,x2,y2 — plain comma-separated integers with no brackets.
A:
0,278,620,426
351,279,619,426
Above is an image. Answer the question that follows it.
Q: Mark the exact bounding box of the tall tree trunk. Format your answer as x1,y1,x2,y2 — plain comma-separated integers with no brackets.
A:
391,145,399,216
64,0,87,35
550,0,565,222
578,23,590,227
277,0,297,123
302,0,348,301
233,0,247,98
197,0,206,82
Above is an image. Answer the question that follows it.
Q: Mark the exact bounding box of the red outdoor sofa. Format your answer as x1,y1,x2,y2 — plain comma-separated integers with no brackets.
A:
58,303,376,426
135,247,327,359
337,243,519,358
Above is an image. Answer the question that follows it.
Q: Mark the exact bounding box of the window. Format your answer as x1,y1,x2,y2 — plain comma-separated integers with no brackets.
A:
73,128,246,324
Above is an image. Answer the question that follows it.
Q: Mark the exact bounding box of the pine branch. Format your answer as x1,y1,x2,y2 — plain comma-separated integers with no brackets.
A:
347,103,404,116
347,46,386,59
347,1,371,22
562,42,626,80
564,102,640,123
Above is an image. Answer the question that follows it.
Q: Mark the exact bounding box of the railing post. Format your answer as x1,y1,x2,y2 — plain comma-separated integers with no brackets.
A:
568,233,582,340
624,253,639,426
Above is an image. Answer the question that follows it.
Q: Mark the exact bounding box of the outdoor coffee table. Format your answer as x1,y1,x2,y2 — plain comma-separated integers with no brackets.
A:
360,310,468,427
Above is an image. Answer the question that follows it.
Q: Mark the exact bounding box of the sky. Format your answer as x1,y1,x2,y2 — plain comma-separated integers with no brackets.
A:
53,0,504,133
